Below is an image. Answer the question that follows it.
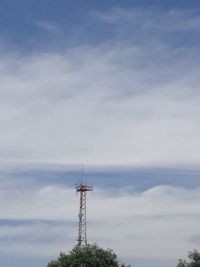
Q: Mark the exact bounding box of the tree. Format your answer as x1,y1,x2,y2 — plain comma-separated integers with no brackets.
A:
177,259,187,267
47,244,131,267
177,250,200,267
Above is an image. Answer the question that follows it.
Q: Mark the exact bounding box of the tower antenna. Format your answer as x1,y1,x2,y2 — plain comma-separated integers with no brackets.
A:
75,181,93,247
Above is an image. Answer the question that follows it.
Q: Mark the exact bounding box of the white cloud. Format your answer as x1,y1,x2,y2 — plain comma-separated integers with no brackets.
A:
35,20,59,32
0,38,200,166
0,6,199,267
0,8,200,166
92,7,200,31
0,183,199,262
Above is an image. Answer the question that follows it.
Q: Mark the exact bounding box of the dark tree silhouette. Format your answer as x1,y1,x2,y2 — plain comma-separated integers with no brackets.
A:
47,244,131,267
177,250,200,267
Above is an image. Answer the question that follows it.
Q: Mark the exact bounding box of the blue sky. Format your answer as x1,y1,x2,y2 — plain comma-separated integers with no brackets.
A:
0,1,200,267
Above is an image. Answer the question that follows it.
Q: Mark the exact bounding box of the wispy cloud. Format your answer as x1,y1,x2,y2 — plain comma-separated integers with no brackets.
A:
35,20,59,32
92,7,200,32
0,181,199,262
0,35,200,166
1,4,200,267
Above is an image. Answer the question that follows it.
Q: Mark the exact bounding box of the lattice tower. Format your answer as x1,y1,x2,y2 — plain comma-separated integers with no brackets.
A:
76,183,93,247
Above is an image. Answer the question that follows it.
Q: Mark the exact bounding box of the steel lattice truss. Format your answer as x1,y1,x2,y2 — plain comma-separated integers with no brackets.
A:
76,183,93,247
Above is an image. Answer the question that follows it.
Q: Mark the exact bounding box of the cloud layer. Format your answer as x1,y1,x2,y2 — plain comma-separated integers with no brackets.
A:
0,18,200,166
0,5,200,267
0,180,200,264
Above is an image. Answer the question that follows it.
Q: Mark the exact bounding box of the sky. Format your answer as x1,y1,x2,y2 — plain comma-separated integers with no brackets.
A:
0,1,200,267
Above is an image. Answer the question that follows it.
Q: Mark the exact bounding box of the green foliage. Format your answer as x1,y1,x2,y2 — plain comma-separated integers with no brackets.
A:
177,259,187,267
177,250,200,267
47,244,131,267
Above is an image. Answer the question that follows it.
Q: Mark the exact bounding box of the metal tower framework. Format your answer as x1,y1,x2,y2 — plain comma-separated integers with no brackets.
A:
76,183,93,247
